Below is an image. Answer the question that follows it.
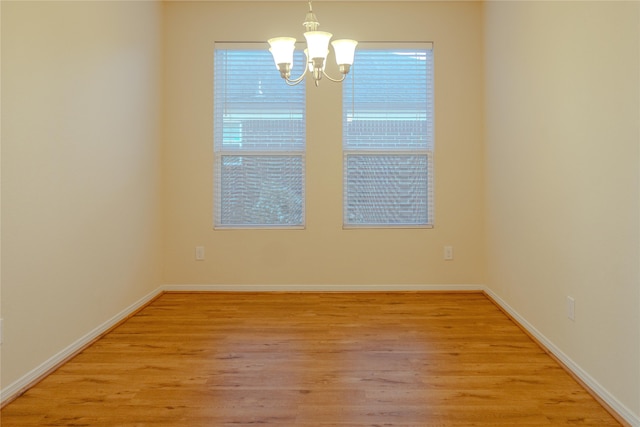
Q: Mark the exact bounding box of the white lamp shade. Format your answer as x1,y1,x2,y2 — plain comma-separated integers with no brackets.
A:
332,39,358,65
304,31,332,60
268,37,296,68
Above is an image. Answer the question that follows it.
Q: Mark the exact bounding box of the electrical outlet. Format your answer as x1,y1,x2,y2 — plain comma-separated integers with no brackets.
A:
444,246,453,260
567,296,575,321
195,246,205,261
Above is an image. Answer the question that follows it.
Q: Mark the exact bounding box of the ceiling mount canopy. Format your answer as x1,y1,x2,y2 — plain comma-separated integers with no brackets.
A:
268,1,358,87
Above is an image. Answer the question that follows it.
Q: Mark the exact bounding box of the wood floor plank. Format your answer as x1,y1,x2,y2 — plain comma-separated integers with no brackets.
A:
0,292,622,426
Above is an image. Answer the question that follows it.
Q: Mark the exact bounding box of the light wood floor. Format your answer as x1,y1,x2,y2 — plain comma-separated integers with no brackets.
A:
1,292,622,426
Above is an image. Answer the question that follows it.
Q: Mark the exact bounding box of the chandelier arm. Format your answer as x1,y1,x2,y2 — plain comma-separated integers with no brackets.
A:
283,49,310,86
285,69,308,86
285,76,305,86
321,70,347,83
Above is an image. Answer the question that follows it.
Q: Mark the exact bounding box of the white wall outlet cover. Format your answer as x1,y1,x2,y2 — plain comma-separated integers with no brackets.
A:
567,296,575,321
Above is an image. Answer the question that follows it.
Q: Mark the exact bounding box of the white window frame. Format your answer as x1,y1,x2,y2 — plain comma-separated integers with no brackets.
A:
213,43,306,229
342,42,434,229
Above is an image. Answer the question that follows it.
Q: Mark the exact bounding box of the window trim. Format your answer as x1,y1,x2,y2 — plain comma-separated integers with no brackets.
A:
342,42,435,229
213,43,307,230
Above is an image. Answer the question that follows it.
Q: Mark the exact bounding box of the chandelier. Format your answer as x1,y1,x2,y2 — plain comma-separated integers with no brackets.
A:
268,1,358,86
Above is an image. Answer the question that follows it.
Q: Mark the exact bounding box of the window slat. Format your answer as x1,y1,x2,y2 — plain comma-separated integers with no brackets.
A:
343,48,434,227
214,49,306,228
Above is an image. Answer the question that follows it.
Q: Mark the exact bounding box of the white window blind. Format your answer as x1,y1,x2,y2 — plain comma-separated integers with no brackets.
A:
214,47,306,228
343,46,434,227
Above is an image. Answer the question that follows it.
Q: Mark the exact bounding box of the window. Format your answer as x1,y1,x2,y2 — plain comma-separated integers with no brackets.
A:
343,45,434,227
214,46,306,228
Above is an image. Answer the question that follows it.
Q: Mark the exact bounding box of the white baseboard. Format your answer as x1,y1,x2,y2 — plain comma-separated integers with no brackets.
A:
484,288,639,427
0,287,163,406
160,283,485,292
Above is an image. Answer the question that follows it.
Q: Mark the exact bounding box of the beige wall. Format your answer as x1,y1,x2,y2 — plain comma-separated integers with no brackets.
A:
3,0,638,422
1,1,164,388
484,0,640,417
163,1,486,286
